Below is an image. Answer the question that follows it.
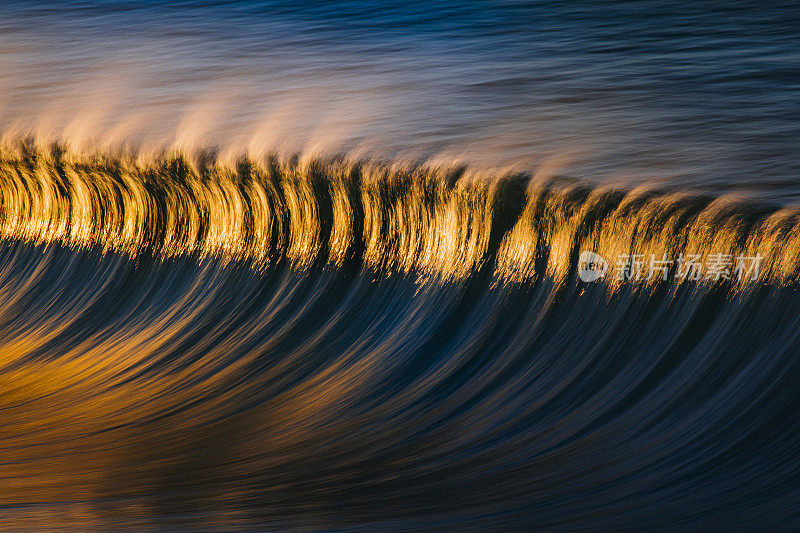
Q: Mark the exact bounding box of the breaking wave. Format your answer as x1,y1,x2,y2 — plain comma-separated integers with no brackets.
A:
1,141,799,530
2,141,799,286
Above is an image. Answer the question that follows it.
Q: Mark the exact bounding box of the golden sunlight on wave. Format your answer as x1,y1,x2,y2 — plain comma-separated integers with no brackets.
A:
0,140,798,288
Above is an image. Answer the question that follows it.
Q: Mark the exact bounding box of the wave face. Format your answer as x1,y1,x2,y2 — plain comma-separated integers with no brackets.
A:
1,145,800,530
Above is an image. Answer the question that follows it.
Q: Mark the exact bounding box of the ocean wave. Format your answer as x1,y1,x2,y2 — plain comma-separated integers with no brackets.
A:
1,141,798,288
1,140,799,530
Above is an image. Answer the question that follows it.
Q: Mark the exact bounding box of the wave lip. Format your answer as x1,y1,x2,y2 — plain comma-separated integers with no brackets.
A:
1,142,798,289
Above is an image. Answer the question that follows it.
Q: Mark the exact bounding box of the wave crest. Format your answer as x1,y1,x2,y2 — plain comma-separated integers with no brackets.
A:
1,140,798,288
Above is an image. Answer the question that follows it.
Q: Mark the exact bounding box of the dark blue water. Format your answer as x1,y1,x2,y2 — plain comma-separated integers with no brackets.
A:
1,1,798,198
1,1,799,531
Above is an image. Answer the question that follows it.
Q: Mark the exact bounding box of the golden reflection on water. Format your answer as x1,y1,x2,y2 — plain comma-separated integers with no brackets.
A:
0,141,797,287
